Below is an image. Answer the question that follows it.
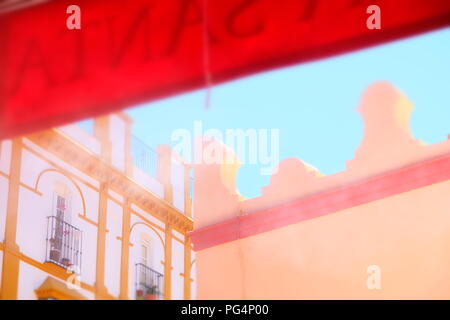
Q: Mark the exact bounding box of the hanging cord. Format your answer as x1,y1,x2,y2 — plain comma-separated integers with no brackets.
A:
201,0,212,109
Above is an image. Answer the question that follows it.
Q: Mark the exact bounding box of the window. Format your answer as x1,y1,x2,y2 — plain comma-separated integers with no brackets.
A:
136,239,163,300
50,195,68,265
139,241,150,285
141,242,149,266
55,194,67,222
46,191,82,271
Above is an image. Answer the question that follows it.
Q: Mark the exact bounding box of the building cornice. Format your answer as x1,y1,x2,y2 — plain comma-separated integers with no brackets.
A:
26,129,193,234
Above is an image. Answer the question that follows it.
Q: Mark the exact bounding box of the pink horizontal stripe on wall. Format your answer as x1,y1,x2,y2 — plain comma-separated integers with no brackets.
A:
190,152,450,251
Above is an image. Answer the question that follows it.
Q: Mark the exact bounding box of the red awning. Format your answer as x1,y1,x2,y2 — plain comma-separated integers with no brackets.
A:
1,0,449,139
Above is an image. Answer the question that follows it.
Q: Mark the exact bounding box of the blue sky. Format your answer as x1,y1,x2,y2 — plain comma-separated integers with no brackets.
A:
125,27,450,199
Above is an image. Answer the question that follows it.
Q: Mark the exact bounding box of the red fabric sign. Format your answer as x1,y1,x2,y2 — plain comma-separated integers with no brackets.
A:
1,0,449,139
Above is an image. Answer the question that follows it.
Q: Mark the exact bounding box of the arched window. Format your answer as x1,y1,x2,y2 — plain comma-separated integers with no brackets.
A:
53,181,72,223
46,182,81,271
141,239,150,267
136,235,163,300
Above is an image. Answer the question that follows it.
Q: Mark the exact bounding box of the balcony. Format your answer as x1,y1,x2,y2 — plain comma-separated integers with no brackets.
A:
135,263,163,300
45,216,82,273
132,135,159,178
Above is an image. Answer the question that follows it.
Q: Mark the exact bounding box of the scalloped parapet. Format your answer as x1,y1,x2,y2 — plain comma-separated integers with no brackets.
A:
191,137,241,229
261,158,322,204
190,81,450,300
193,81,450,225
346,81,423,175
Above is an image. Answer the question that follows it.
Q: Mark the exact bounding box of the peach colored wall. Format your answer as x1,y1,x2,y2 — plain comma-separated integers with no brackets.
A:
197,178,450,299
191,82,450,299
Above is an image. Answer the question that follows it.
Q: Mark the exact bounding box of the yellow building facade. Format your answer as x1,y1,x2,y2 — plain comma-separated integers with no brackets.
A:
0,113,195,300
